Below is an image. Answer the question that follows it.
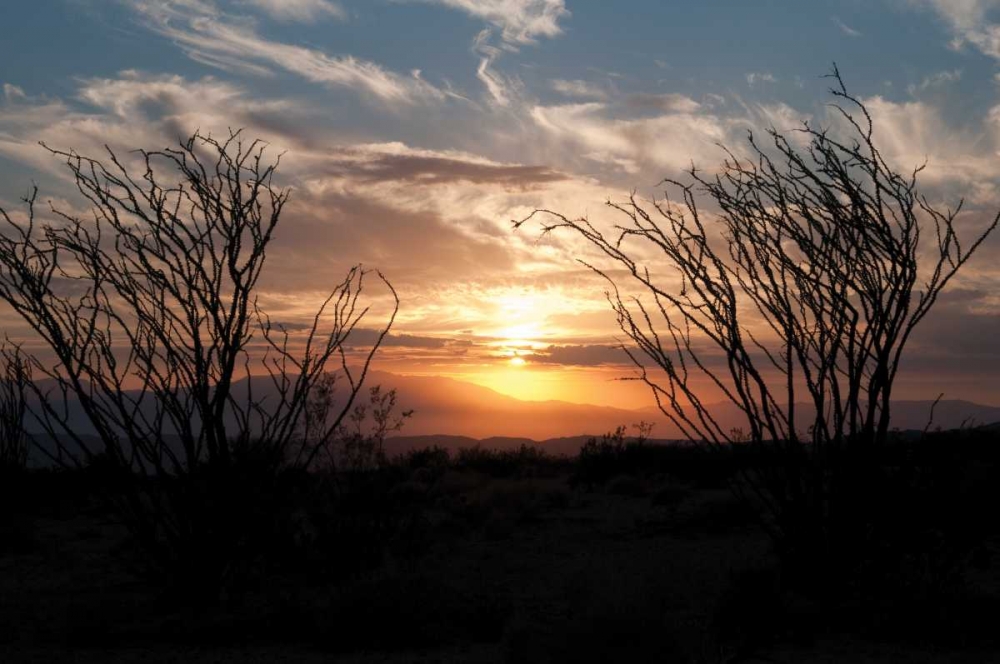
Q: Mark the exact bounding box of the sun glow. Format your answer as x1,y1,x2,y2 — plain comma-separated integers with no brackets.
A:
509,356,526,366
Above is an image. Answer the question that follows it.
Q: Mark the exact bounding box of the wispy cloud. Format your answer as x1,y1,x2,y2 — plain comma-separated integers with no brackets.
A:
850,94,1000,202
421,0,569,45
240,0,346,22
908,69,962,95
907,0,1000,59
472,28,521,107
833,16,862,37
125,0,447,105
0,71,298,180
626,93,701,114
550,78,607,100
529,101,733,175
745,72,777,87
423,1,569,107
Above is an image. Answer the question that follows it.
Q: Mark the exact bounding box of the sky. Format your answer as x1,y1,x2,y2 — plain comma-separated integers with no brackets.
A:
2,0,1000,411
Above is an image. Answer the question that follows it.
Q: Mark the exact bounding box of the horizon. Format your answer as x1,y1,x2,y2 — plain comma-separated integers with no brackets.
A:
21,368,1000,443
3,1,1000,434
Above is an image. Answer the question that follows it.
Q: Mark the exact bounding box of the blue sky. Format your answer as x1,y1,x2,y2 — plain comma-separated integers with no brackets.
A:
2,0,1000,407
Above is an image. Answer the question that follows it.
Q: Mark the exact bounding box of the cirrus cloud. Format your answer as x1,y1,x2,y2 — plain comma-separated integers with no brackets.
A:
240,0,347,22
421,0,569,45
125,0,449,106
907,0,1000,58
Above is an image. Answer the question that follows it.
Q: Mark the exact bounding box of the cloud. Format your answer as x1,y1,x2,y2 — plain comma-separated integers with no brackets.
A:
907,0,1000,59
626,93,701,114
125,0,447,106
900,287,1000,392
310,141,568,187
745,72,777,87
2,84,26,101
833,16,862,37
524,95,819,180
907,69,962,95
426,2,568,107
76,70,286,118
852,95,1000,197
336,328,454,349
527,344,629,366
551,79,607,100
0,71,616,320
239,0,346,22
472,29,520,107
529,100,734,175
422,0,569,45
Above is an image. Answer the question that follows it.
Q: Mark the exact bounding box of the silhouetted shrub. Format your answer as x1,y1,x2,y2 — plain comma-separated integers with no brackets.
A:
401,445,451,470
0,345,28,477
454,444,558,478
519,70,1000,627
575,427,734,489
0,132,402,601
574,427,637,487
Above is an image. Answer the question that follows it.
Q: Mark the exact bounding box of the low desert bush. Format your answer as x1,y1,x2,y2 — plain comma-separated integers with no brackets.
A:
454,444,560,478
575,427,735,489
401,445,451,471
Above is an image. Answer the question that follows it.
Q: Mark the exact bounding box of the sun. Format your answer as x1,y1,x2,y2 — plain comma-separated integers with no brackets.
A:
508,356,526,367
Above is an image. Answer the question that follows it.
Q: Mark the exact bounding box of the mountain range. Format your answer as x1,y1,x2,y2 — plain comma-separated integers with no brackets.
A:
22,370,1000,448
364,371,1000,440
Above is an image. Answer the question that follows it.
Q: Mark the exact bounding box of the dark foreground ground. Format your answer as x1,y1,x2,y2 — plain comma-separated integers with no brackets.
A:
2,434,999,663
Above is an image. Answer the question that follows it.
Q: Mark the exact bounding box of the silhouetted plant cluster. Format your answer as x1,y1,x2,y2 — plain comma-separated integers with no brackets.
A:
0,131,400,598
0,344,29,476
574,424,750,490
327,384,413,473
518,67,1000,599
453,443,561,478
575,424,657,489
400,444,452,471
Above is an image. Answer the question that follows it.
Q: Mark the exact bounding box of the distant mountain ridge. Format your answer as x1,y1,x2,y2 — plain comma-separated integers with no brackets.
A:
367,371,1000,440
21,370,1000,443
